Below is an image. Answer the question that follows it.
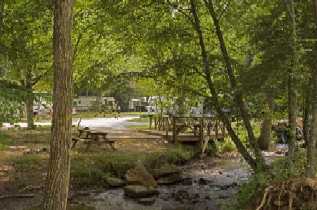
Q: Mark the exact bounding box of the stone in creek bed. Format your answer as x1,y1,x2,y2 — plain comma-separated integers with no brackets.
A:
199,177,211,185
194,201,219,210
137,197,156,205
181,177,193,185
152,165,181,179
124,185,159,198
157,174,183,185
173,190,190,203
125,162,157,188
105,177,126,188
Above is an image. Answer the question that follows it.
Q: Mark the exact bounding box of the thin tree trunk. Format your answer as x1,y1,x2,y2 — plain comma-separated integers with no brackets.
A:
189,0,259,171
286,0,298,166
0,1,4,35
306,0,317,178
303,82,312,147
25,90,34,129
258,93,273,151
307,69,317,177
25,71,35,130
203,0,266,169
43,0,73,209
96,90,102,112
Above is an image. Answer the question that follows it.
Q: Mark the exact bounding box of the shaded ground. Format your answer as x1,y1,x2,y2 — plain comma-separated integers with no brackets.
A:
0,116,261,210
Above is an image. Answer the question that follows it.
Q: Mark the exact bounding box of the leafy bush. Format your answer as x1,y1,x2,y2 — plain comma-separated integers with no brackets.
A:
0,89,24,124
217,138,236,153
230,150,307,210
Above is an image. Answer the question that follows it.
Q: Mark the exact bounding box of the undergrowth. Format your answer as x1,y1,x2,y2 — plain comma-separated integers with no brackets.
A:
11,144,197,189
224,150,307,210
71,144,196,188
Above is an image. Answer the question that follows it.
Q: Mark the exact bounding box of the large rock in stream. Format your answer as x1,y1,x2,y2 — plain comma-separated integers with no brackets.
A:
105,177,126,188
152,164,181,179
125,162,157,188
152,164,183,185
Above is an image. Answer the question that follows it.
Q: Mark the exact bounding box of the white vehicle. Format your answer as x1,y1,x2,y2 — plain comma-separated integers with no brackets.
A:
33,104,51,115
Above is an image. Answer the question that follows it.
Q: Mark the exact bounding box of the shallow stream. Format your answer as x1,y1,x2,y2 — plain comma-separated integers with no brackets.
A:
69,158,251,210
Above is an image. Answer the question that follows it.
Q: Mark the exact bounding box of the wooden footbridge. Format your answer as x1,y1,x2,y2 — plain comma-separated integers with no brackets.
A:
72,115,227,154
145,114,227,154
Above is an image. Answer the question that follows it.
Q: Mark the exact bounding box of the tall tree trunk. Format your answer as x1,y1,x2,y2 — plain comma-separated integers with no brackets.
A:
25,71,35,130
285,0,298,166
306,0,317,178
258,93,273,151
96,90,102,112
303,82,312,147
307,69,317,177
189,0,260,172
43,0,73,209
25,90,34,129
0,1,4,35
203,0,266,169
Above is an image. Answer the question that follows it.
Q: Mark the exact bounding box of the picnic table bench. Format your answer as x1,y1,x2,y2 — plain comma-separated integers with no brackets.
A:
72,128,116,151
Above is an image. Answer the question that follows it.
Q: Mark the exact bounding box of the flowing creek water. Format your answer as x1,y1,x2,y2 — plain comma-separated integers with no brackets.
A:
67,158,251,210
1,155,286,210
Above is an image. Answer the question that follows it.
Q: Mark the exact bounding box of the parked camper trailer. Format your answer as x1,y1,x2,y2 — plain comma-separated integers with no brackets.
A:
128,98,148,112
73,96,116,112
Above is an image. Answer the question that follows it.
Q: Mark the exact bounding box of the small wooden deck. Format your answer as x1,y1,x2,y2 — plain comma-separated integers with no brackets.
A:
146,114,228,155
140,129,225,143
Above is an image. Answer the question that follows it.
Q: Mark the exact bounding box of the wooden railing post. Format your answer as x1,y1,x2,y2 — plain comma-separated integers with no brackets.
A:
199,117,204,144
172,116,177,143
149,115,153,129
215,119,219,139
165,116,169,140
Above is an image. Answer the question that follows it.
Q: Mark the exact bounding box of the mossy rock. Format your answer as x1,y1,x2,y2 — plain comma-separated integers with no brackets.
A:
125,161,157,188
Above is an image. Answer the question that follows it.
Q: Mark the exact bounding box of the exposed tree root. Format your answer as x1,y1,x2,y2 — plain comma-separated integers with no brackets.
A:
255,178,317,210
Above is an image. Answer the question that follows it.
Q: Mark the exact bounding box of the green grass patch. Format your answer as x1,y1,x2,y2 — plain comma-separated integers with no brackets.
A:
126,124,149,130
127,116,149,123
12,154,46,172
0,132,14,150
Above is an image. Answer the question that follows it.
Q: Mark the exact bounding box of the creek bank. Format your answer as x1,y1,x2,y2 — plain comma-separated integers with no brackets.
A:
70,157,251,210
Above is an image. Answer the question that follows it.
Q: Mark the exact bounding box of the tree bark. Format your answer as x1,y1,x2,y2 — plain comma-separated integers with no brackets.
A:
189,0,260,171
286,0,298,166
306,0,317,178
203,0,266,169
43,0,73,209
258,93,273,151
303,82,312,147
25,90,34,129
25,71,35,130
0,1,4,35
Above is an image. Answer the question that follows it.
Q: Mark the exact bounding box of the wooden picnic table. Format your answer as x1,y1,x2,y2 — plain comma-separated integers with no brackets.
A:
72,128,116,151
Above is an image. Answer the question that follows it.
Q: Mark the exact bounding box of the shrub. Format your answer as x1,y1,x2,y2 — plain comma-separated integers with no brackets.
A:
217,138,236,153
